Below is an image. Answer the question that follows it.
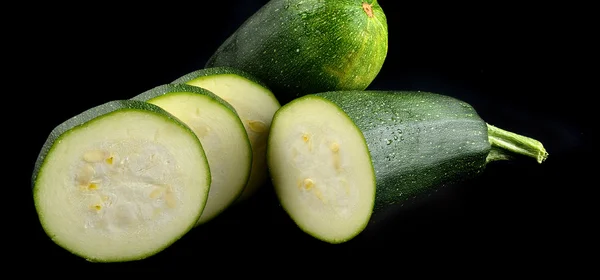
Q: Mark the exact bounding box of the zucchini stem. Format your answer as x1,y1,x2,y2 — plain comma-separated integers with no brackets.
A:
486,124,549,164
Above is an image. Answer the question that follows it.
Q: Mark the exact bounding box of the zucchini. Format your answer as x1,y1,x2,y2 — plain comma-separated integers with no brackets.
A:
205,0,388,104
267,90,548,244
32,100,211,262
131,84,252,224
172,67,280,201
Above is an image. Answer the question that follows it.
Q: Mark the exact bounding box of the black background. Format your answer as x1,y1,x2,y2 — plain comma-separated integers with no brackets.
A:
17,0,589,271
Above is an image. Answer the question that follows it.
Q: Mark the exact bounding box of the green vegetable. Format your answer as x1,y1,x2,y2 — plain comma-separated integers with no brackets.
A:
32,100,211,262
131,84,252,224
173,67,280,201
267,90,548,244
205,0,388,104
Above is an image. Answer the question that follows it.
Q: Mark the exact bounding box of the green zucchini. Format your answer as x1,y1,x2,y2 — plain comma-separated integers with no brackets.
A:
32,100,211,262
172,67,281,201
267,90,548,244
131,84,252,224
205,0,388,104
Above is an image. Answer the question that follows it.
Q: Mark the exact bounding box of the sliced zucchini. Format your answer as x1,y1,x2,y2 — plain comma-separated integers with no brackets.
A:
268,91,548,244
132,84,252,225
173,67,281,201
32,100,211,262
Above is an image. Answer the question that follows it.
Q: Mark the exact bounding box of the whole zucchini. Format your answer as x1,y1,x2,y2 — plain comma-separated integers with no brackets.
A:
206,0,388,104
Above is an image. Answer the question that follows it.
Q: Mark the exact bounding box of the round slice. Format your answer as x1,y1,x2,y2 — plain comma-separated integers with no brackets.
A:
32,100,211,262
132,84,252,225
267,96,376,244
172,67,281,201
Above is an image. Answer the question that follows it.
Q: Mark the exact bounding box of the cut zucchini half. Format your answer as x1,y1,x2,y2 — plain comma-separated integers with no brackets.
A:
173,67,281,201
32,100,211,262
132,84,252,225
268,90,548,244
267,96,376,244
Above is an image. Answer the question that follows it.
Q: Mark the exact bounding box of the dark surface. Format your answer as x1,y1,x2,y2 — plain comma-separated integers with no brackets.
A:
18,0,588,270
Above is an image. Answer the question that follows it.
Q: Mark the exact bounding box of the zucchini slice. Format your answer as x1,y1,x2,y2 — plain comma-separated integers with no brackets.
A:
32,100,211,262
173,67,281,201
132,84,252,225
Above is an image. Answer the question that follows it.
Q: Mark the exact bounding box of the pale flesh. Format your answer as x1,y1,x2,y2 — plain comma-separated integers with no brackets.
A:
268,97,376,243
186,74,281,200
148,93,252,225
34,110,210,262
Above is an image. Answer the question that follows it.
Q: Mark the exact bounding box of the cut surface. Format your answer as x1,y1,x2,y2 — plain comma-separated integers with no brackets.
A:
180,72,281,200
267,96,375,243
33,103,210,262
145,91,252,224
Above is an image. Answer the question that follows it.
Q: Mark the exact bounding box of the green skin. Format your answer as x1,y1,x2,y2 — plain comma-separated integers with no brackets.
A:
32,100,209,262
206,0,388,104
316,91,548,213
